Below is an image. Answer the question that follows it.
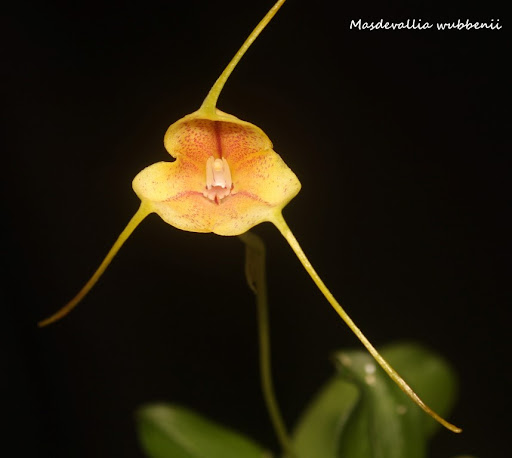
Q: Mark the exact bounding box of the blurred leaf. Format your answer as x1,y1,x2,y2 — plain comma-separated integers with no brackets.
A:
332,348,425,458
292,378,359,458
293,342,458,458
136,403,270,458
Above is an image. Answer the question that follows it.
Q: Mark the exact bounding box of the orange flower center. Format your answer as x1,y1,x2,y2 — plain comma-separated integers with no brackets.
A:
203,156,233,204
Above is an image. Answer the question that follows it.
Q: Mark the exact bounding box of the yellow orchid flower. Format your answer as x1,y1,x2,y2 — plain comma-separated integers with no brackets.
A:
132,109,300,236
38,0,461,436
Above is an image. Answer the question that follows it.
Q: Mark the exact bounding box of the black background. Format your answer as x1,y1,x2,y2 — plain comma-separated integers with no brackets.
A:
3,1,508,457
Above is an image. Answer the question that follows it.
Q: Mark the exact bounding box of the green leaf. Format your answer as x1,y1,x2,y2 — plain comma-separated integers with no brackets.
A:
292,342,458,458
292,378,359,458
333,349,426,458
136,403,270,458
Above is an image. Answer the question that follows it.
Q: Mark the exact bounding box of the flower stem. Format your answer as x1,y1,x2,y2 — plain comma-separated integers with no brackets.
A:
238,231,296,457
271,212,462,434
38,201,153,327
200,0,287,115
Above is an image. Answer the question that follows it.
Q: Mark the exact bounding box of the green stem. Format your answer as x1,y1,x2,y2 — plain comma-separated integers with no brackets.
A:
238,232,296,457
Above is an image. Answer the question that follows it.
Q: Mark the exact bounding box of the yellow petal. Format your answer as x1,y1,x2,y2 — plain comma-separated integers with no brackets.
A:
163,109,271,162
132,112,301,236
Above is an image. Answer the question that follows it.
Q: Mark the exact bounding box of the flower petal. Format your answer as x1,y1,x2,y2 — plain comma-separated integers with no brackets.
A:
163,110,272,164
133,160,203,203
231,149,300,207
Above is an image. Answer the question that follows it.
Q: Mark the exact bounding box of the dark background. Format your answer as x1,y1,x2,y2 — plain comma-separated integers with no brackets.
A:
3,0,508,457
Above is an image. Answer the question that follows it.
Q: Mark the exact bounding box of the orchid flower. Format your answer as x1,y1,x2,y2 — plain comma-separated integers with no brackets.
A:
38,0,461,437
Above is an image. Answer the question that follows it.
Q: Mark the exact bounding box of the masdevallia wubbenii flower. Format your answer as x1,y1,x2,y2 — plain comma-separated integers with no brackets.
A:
38,0,461,434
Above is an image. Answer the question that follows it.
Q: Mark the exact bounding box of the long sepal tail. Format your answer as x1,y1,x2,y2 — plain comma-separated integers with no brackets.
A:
200,0,287,115
270,212,462,433
38,202,153,327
